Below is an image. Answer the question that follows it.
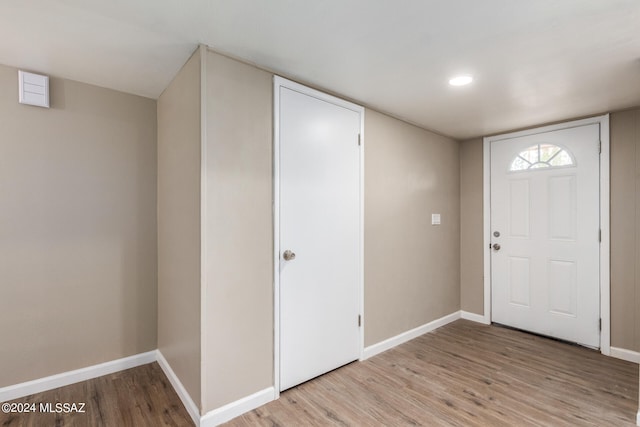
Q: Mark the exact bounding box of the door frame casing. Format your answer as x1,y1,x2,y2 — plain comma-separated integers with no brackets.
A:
272,76,365,399
482,114,610,355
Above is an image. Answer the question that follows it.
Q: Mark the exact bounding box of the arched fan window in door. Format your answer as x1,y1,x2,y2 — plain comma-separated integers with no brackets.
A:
509,143,575,171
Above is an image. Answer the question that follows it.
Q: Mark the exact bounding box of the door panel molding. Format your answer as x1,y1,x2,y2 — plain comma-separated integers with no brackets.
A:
483,114,610,355
273,76,365,398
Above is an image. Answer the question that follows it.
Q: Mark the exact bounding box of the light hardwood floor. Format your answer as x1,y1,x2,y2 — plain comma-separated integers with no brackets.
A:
0,362,193,427
226,320,638,426
1,320,637,426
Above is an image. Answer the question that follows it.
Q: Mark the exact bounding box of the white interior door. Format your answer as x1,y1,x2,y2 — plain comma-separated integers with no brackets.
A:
490,124,600,348
277,80,362,391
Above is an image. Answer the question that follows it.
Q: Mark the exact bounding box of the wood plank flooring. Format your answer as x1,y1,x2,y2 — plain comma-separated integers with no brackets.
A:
1,321,637,426
0,362,193,427
226,320,638,426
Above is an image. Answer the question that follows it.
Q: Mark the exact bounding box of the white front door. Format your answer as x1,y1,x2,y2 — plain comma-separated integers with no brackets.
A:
490,124,600,347
277,78,362,391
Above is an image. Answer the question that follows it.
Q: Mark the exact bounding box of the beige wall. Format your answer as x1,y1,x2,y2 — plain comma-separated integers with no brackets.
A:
157,50,202,407
198,50,463,409
458,109,640,352
610,108,640,352
203,50,273,411
0,63,157,387
460,138,484,314
364,109,460,346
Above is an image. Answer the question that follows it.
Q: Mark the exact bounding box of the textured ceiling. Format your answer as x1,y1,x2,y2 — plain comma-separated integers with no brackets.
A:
0,0,638,139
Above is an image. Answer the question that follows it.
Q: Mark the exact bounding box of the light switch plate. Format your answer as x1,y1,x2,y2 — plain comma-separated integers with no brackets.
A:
431,213,441,225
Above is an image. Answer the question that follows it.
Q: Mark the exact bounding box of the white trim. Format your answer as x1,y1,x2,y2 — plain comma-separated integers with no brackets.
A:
200,387,274,427
609,347,640,364
274,76,367,114
482,115,611,354
199,43,209,409
482,140,492,325
461,311,490,324
599,115,611,356
362,311,461,360
156,350,201,426
0,351,156,403
636,409,640,426
272,75,281,399
272,76,365,394
358,109,365,363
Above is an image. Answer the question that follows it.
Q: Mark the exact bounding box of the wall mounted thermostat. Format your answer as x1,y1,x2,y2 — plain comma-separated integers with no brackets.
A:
18,70,50,108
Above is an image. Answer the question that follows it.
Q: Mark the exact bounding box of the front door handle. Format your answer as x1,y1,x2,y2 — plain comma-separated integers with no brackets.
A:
492,243,501,251
283,250,296,261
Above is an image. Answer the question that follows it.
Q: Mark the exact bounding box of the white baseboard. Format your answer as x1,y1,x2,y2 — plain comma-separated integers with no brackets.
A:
637,409,640,426
461,311,490,324
200,387,275,427
0,350,156,403
156,350,201,426
609,347,640,364
363,311,461,360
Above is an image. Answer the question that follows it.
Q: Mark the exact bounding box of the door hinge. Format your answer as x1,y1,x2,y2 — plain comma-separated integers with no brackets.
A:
598,140,602,154
599,318,602,331
358,314,362,327
358,133,361,146
598,229,601,242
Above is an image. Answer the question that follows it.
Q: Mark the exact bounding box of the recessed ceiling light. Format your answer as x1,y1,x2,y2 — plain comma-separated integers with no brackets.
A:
449,75,473,86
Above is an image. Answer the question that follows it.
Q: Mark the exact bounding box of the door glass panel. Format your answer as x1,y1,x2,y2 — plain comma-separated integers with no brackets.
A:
509,144,574,171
